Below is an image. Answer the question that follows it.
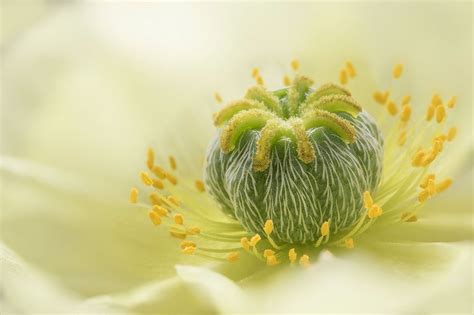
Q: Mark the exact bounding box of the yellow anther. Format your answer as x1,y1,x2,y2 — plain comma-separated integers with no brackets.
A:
214,92,223,103
447,96,456,109
168,195,180,207
283,75,291,86
149,192,162,206
266,255,278,266
435,105,446,123
363,191,373,209
401,95,411,105
339,69,348,85
427,178,436,196
226,251,240,263
240,237,250,251
180,240,196,249
152,179,164,190
418,190,430,203
263,249,275,258
173,214,184,225
264,219,274,235
392,63,403,79
345,61,356,78
299,255,310,268
420,151,437,167
152,166,166,179
165,172,177,185
431,94,442,107
368,205,383,219
420,174,435,189
373,90,389,105
401,212,418,222
187,227,201,235
256,75,264,86
398,130,407,146
288,248,297,263
182,246,196,255
152,205,168,217
411,149,425,167
251,67,259,78
447,127,457,141
195,180,205,192
432,139,444,154
344,238,354,249
140,171,153,186
148,211,162,226
436,178,453,193
169,155,177,170
147,148,155,170
400,104,411,122
321,221,330,237
170,231,187,240
425,105,435,121
129,187,138,203
291,59,300,71
250,234,261,247
387,100,398,116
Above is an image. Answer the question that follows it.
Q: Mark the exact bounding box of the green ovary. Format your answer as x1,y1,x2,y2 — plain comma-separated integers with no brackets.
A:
205,85,384,244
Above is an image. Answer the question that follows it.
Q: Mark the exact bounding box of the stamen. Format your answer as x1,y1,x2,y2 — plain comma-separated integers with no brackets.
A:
195,180,205,192
152,166,166,179
418,190,429,203
392,64,403,79
148,211,162,226
435,178,453,193
170,231,187,240
447,96,457,109
288,248,297,263
401,212,417,222
251,68,259,78
447,127,457,141
264,219,274,235
250,234,261,247
344,238,354,249
432,94,442,107
263,249,275,258
169,156,177,170
152,179,164,190
373,90,390,105
283,75,291,86
165,172,177,185
291,59,300,71
400,104,411,122
427,178,436,196
266,254,278,266
214,92,223,103
411,149,425,167
226,252,240,263
387,100,398,116
363,191,373,209
339,69,348,85
321,221,330,237
420,151,437,167
147,148,155,170
149,192,162,206
435,105,446,123
129,187,138,203
240,237,250,251
345,61,356,78
174,214,184,225
140,171,153,186
180,240,196,249
420,174,435,189
299,255,310,268
152,205,168,217
256,75,264,86
367,205,383,219
401,95,411,105
425,105,435,121
186,227,201,235
182,246,196,255
168,195,180,207
398,131,407,146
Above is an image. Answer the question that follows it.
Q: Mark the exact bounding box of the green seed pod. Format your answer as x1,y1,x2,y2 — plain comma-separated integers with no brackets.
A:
205,77,383,244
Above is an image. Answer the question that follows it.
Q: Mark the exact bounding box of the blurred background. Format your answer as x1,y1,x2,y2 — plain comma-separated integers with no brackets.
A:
1,0,472,310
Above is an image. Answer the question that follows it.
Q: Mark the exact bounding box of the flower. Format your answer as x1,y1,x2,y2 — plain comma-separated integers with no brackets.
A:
1,2,472,314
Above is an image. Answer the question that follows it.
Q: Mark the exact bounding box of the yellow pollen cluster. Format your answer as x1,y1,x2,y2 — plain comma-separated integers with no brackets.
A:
364,191,383,219
339,61,357,85
418,174,453,203
425,93,455,123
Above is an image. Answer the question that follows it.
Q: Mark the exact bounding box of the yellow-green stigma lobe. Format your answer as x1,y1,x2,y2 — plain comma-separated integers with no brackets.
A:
205,72,384,243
